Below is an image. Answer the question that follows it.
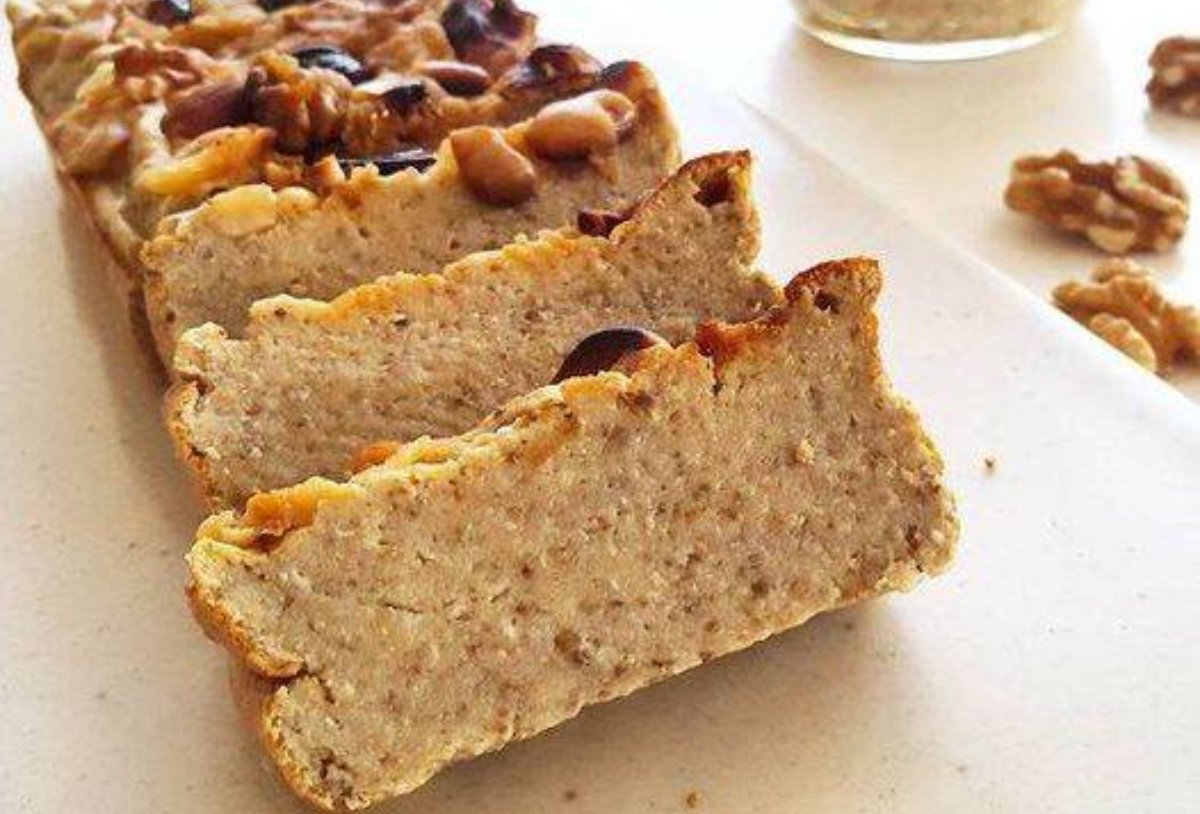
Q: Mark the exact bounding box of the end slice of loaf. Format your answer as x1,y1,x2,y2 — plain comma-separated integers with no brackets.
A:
167,151,778,507
187,258,959,810
141,63,680,359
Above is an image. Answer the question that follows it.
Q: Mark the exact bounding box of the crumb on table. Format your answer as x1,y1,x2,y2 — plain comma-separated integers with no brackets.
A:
685,790,702,809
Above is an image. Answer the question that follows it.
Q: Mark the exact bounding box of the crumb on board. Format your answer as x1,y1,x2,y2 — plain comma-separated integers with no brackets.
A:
983,455,997,473
563,789,578,802
685,790,702,809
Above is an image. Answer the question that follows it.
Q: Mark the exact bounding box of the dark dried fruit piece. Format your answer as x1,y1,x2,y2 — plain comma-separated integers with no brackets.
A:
162,79,251,140
499,44,601,98
380,79,429,115
552,327,668,383
145,0,191,26
694,168,734,207
419,60,492,97
292,45,371,84
338,148,437,176
258,0,299,9
576,207,629,238
441,0,537,76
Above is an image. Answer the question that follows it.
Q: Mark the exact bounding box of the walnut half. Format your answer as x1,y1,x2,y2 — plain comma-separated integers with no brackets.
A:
1005,151,1189,254
1147,37,1200,118
1053,259,1200,374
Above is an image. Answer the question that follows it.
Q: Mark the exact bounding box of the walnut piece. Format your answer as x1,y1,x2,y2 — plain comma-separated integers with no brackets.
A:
1053,260,1200,374
246,51,352,155
1147,37,1200,117
1087,314,1158,372
525,89,635,161
449,125,535,205
135,125,273,198
49,42,218,174
1005,150,1189,254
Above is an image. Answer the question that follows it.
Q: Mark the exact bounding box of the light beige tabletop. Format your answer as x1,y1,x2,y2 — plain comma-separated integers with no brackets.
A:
549,0,1200,401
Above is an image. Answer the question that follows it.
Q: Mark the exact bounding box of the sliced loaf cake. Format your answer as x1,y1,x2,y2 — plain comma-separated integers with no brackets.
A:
167,151,774,507
187,257,959,810
142,61,679,357
8,0,678,359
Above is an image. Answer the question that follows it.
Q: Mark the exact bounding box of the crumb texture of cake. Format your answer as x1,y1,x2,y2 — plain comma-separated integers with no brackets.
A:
142,62,679,358
168,151,775,507
186,257,959,810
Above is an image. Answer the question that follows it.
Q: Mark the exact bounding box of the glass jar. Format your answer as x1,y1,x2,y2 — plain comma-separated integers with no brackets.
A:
794,0,1084,61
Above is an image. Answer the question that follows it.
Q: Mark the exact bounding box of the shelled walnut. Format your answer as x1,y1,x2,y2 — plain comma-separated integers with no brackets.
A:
1005,151,1189,254
1053,260,1200,374
1147,37,1200,117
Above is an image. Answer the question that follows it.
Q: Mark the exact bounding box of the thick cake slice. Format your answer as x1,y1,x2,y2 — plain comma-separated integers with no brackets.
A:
142,61,679,357
187,258,959,811
168,151,776,507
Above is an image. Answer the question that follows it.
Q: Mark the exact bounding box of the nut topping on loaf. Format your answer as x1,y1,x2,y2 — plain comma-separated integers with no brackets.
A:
9,0,677,337
141,62,680,357
167,151,774,506
186,257,959,810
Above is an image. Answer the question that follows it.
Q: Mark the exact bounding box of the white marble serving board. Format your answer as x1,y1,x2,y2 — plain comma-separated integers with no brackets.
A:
1,58,1198,814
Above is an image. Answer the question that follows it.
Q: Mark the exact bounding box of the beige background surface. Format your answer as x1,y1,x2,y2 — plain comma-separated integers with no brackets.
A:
550,0,1200,400
2,3,1200,813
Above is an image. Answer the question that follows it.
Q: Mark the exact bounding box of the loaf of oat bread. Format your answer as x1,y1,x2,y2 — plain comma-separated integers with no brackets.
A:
187,257,959,810
168,151,776,507
142,61,679,356
8,0,679,357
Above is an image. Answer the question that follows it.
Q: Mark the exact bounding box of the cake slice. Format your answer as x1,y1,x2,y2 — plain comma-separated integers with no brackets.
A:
8,0,678,359
141,60,678,358
187,257,959,810
167,151,776,507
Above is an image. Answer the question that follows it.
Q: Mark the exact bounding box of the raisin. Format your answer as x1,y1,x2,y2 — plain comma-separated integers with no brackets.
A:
441,0,536,75
291,45,371,84
552,327,667,383
576,208,629,238
380,80,428,115
145,0,191,26
338,148,437,177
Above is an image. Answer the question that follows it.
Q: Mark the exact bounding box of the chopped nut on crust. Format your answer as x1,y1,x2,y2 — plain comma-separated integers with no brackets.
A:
247,52,352,155
202,184,279,237
525,89,635,161
136,125,274,198
449,124,535,205
1147,37,1200,117
49,41,220,174
1005,151,1189,254
1053,260,1200,374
